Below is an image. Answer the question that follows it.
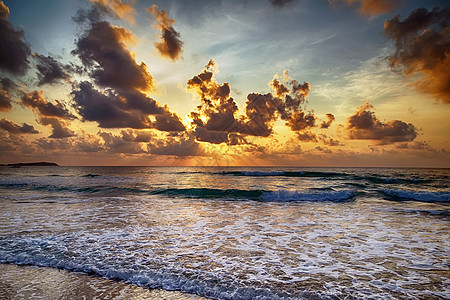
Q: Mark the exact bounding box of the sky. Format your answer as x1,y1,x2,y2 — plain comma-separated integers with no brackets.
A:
0,0,449,167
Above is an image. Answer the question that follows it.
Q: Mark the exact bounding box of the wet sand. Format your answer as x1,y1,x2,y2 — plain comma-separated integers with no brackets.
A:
0,263,208,300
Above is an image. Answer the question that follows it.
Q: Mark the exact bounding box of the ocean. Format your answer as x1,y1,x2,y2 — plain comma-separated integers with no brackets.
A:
0,166,449,299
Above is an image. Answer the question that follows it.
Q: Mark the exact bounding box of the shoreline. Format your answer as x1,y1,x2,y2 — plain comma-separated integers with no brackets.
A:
0,263,208,300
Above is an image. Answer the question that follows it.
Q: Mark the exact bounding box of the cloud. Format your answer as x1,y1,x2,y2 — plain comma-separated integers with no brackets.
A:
39,117,75,139
296,130,318,142
319,134,344,146
320,113,335,128
99,131,147,153
384,7,450,103
346,102,417,144
0,130,31,153
0,1,31,75
314,146,332,154
186,60,246,144
187,62,320,144
21,90,76,120
0,118,39,134
33,53,70,86
0,1,8,19
286,110,316,131
74,131,105,152
329,0,404,17
270,0,294,8
147,4,183,61
72,82,154,129
120,129,153,143
0,78,14,111
72,20,154,92
269,75,290,98
90,0,136,23
72,82,184,131
70,10,185,132
34,137,74,152
148,132,204,156
153,110,186,132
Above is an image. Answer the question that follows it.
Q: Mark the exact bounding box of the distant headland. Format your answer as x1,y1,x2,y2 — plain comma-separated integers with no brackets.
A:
3,162,59,167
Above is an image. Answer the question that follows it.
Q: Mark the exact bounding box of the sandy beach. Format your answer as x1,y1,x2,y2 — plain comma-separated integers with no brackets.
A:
0,263,208,300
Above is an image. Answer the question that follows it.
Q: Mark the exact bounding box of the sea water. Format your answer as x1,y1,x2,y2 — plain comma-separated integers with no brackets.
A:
0,166,448,299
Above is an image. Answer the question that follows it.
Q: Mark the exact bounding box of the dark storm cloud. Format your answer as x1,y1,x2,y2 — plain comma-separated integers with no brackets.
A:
21,91,76,120
384,7,450,102
270,0,294,8
346,102,417,144
0,118,39,134
0,1,31,75
33,53,69,86
0,78,14,111
39,117,75,139
72,82,185,131
320,113,335,129
72,20,154,92
147,5,183,61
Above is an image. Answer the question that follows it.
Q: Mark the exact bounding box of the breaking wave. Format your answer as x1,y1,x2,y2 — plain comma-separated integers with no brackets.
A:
380,189,450,203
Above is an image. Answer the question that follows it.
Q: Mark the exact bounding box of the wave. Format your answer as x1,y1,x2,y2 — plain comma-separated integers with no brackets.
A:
151,188,355,202
0,182,145,195
0,180,355,202
380,189,450,203
150,187,265,199
214,170,430,185
0,247,314,300
261,189,355,202
216,170,346,178
81,174,101,178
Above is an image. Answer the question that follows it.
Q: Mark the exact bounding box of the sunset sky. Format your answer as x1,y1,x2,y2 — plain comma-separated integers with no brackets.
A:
0,0,449,166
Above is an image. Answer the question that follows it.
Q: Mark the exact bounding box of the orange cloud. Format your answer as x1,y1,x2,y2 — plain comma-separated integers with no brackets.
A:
0,118,39,134
90,0,136,23
39,117,75,139
21,90,75,120
320,113,335,129
329,0,404,17
346,102,417,144
147,5,183,61
384,7,450,103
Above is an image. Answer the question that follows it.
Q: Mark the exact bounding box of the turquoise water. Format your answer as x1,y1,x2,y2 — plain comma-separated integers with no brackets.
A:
0,167,449,299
